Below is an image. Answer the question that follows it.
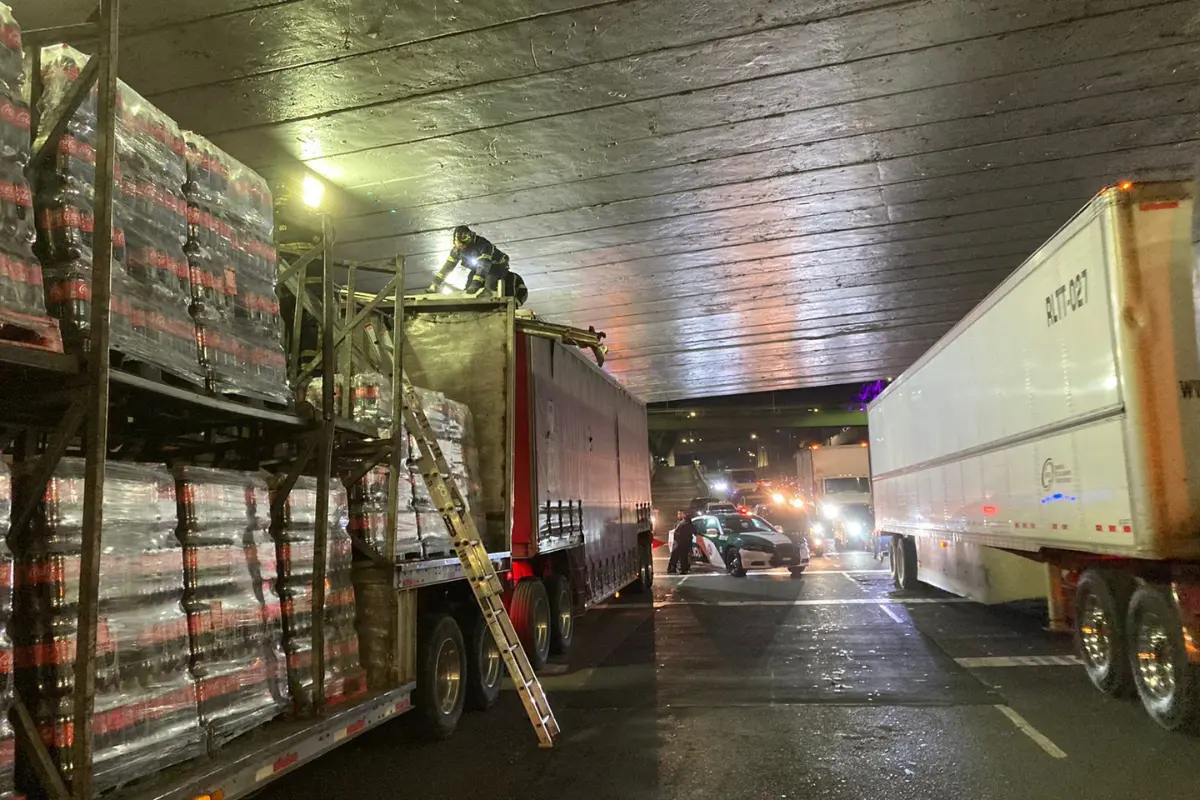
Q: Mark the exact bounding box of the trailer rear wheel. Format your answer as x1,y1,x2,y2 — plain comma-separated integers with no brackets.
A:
547,575,575,655
510,578,551,671
630,538,653,593
1127,584,1200,731
1074,569,1135,697
892,535,918,590
415,613,466,739
462,611,502,711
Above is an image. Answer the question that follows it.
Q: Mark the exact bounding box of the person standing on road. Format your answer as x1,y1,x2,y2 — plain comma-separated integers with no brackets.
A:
667,511,697,575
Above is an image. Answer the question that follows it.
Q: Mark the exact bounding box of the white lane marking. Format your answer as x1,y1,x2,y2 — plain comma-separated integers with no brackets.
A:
841,572,861,586
957,655,1082,668
659,569,889,579
995,705,1067,759
879,603,906,624
593,597,972,609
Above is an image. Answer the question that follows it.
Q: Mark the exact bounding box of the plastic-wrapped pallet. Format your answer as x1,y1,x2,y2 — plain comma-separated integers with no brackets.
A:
410,388,484,558
174,467,287,747
0,462,17,800
350,372,393,431
242,480,287,708
273,478,366,710
11,460,204,793
349,466,420,560
183,133,287,402
303,374,343,416
33,45,199,382
0,5,61,353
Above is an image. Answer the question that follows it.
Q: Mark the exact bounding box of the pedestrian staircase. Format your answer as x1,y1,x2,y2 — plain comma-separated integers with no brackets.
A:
651,465,711,530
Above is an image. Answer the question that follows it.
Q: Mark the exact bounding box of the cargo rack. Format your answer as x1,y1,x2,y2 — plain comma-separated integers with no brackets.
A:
8,4,428,799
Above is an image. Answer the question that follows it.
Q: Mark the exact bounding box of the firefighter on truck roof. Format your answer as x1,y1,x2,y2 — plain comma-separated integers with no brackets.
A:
428,225,528,307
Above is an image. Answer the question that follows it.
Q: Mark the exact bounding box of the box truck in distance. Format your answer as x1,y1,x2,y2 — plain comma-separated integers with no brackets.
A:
800,445,873,549
868,182,1200,731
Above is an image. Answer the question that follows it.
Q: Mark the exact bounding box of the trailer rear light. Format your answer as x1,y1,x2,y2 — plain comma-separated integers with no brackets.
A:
1118,180,1133,191
193,793,223,800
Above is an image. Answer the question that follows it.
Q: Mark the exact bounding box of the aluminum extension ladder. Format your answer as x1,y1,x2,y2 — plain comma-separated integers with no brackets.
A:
400,376,560,748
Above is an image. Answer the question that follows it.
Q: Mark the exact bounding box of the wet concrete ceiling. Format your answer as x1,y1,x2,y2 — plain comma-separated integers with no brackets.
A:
13,0,1200,401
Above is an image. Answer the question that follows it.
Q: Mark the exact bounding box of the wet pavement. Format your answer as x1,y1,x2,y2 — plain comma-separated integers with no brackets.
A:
256,550,1200,799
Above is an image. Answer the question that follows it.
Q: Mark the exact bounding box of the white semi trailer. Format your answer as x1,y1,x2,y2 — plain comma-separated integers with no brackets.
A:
869,181,1200,731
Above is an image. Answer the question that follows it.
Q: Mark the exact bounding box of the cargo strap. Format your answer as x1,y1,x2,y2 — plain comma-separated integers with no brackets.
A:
400,376,560,748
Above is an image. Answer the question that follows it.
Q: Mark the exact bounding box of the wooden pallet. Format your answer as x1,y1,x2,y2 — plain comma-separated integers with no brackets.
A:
110,351,205,390
111,353,295,413
0,307,64,353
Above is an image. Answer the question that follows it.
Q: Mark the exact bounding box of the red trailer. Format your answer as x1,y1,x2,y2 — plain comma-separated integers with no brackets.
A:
400,297,653,671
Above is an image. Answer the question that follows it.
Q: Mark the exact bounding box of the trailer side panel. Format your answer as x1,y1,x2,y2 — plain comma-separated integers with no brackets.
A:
869,183,1199,558
525,333,646,604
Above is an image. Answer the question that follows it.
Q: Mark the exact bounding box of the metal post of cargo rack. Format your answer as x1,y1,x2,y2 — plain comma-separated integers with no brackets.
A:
340,264,355,419
309,215,337,710
386,255,405,566
72,1,119,797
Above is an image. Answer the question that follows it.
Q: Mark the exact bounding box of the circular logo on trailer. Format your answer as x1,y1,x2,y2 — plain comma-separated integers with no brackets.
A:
1041,459,1055,490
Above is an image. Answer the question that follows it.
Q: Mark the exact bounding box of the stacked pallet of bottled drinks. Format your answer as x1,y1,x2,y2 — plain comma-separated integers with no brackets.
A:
32,42,287,402
0,5,61,356
345,376,484,561
0,463,19,800
7,460,363,794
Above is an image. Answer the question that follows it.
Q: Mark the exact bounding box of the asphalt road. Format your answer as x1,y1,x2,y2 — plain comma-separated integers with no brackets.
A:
256,550,1200,799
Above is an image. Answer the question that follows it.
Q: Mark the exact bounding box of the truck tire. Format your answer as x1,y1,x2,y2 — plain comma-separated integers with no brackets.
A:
629,538,653,593
462,610,502,711
893,535,918,590
546,575,575,655
510,578,551,671
1074,569,1135,697
414,613,466,739
1127,583,1200,730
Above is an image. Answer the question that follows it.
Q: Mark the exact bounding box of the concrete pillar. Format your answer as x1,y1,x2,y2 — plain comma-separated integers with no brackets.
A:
666,448,676,467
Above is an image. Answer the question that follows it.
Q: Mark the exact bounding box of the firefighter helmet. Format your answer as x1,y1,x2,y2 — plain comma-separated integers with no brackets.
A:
453,225,474,246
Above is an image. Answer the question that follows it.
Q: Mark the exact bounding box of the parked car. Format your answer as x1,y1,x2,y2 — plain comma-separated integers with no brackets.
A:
753,503,826,557
692,511,810,577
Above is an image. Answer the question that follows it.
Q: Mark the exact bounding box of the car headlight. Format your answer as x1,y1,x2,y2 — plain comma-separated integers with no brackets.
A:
810,522,825,536
772,492,785,504
790,498,804,508
847,521,864,536
822,503,839,520
710,480,728,491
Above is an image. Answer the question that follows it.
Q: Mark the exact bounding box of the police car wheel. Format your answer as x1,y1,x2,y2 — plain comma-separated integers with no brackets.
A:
726,548,746,578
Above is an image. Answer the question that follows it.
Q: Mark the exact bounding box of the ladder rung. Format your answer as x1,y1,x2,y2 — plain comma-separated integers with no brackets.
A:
403,372,558,747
